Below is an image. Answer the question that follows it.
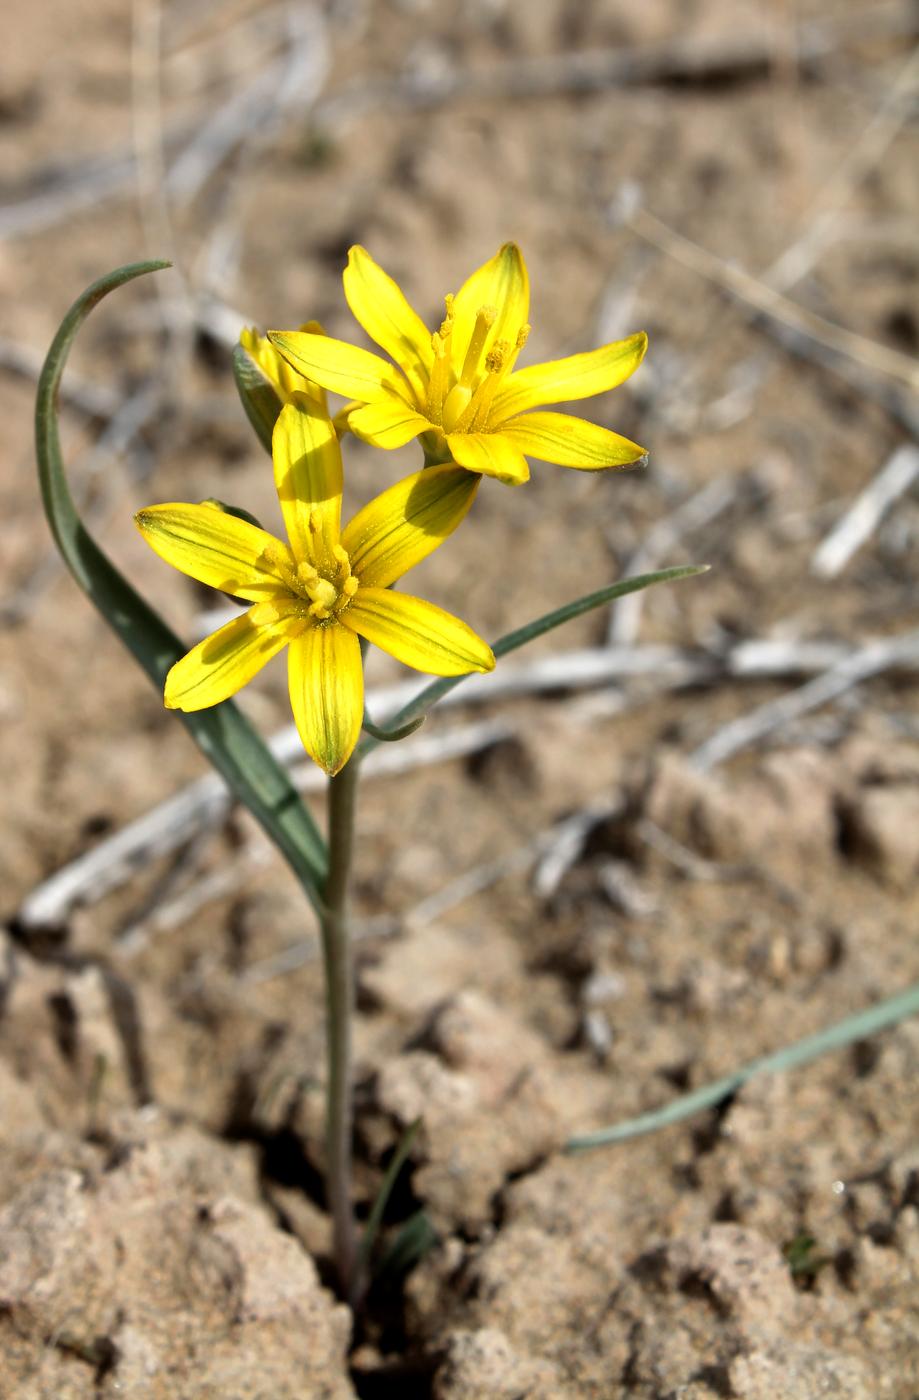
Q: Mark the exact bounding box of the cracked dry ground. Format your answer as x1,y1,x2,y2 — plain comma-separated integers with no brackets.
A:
1,737,918,1396
2,0,919,1395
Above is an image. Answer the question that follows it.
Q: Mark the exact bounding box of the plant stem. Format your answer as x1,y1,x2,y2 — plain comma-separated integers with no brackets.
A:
321,756,360,1299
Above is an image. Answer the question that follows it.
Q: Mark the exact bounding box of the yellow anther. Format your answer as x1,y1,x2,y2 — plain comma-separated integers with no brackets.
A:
332,544,351,575
309,602,331,621
516,324,530,350
460,304,497,388
485,339,510,374
342,576,359,600
297,561,319,585
444,293,455,318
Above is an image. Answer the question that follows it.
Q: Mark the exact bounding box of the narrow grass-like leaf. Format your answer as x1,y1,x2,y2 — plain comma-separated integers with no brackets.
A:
566,978,919,1152
232,343,282,454
358,1117,421,1286
361,712,426,743
36,262,327,910
376,1209,439,1283
357,564,708,759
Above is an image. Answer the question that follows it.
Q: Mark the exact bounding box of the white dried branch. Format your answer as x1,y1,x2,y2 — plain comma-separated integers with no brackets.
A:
532,798,622,900
689,629,919,772
17,717,513,933
16,633,919,931
165,6,328,202
627,207,919,393
318,3,919,123
242,800,625,986
0,4,328,239
811,444,919,578
607,477,738,646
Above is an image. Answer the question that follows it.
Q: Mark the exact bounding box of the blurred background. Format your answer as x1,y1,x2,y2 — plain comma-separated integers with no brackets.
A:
1,1,918,1395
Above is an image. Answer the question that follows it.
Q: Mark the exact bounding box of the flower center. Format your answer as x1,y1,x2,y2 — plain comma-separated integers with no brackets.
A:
296,545,359,621
264,540,358,623
425,297,530,434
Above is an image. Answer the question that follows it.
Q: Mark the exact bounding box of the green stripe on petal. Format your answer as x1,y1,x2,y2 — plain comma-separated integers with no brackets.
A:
342,588,494,676
273,396,343,569
341,464,479,589
288,622,364,776
268,330,407,405
343,246,433,404
445,431,530,485
491,331,648,423
499,411,648,470
347,398,433,449
135,503,293,601
450,243,530,380
164,605,297,710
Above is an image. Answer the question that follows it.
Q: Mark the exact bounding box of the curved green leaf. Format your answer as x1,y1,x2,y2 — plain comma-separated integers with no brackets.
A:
358,564,708,759
36,262,327,910
361,711,426,743
566,977,919,1152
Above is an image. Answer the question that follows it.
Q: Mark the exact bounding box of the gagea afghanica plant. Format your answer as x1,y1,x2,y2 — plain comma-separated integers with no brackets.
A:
36,252,705,1304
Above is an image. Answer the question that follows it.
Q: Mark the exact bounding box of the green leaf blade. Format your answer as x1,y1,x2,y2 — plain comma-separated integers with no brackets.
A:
35,262,327,908
358,564,708,760
565,977,919,1152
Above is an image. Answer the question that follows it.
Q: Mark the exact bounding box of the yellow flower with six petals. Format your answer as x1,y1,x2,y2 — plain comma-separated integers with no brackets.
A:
135,396,493,775
239,322,328,407
268,243,648,486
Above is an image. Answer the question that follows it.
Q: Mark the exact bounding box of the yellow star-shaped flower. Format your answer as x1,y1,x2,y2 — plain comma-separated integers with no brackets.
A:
135,396,493,775
240,322,328,407
268,243,648,486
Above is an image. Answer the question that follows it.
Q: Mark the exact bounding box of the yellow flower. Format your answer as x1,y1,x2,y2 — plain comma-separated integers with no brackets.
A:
239,322,328,408
267,244,648,486
135,396,493,775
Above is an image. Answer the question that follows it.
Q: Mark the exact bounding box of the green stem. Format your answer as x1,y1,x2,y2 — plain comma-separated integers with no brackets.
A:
321,757,360,1299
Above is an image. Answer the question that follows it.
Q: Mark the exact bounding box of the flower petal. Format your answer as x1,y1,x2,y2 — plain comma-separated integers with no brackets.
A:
491,331,648,422
239,322,328,406
135,503,292,601
343,246,433,403
273,396,343,569
499,411,648,470
445,431,530,485
347,398,434,449
165,604,297,711
268,330,408,405
341,464,479,589
342,588,494,675
288,622,363,776
451,243,530,378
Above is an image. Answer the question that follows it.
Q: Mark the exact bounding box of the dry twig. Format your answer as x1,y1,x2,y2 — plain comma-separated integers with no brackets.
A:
607,477,741,646
627,207,919,393
17,717,514,933
689,629,919,771
318,2,919,122
20,628,919,930
811,444,919,578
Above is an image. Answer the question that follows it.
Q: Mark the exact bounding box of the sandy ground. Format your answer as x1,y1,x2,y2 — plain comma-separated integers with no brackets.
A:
1,0,918,1395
